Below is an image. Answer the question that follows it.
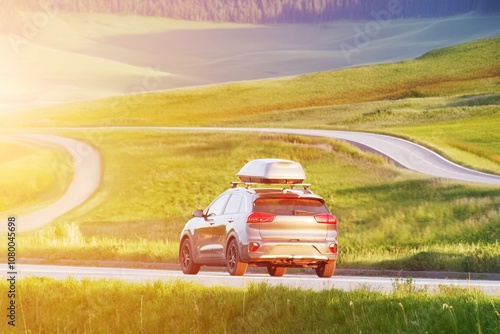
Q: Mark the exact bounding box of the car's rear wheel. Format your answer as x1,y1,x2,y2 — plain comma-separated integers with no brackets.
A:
179,239,200,275
267,266,287,277
226,239,248,276
315,260,336,278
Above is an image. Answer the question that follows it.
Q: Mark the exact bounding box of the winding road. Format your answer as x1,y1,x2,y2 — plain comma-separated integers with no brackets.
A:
4,127,500,233
168,127,500,185
1,134,101,233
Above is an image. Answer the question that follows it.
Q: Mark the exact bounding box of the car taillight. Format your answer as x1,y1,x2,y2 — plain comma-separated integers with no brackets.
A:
329,243,338,253
314,213,337,224
247,212,275,223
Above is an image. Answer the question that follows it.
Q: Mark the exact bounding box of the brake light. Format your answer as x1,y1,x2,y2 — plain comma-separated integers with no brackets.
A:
247,212,275,223
329,243,338,253
314,213,337,224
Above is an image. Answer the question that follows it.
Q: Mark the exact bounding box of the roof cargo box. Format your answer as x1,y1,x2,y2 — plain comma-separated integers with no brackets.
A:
236,159,306,184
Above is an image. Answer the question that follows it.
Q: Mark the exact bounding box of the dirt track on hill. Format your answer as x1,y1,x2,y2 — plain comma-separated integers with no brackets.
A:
1,134,100,233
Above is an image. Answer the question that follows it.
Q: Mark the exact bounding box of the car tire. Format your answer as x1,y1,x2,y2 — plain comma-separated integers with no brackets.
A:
267,266,287,277
226,239,248,276
315,260,336,278
179,238,201,275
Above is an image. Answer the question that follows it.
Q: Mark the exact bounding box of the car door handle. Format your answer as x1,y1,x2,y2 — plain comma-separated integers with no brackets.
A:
227,219,234,223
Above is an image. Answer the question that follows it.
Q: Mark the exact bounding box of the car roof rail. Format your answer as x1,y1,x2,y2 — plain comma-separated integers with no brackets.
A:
230,181,312,192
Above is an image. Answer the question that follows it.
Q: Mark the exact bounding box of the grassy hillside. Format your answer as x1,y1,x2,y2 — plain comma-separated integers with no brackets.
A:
2,36,499,273
15,130,500,273
3,36,498,175
5,36,498,128
3,12,499,114
0,137,73,215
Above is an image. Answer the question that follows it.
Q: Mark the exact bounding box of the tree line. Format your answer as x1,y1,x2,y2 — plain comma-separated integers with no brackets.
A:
3,0,500,25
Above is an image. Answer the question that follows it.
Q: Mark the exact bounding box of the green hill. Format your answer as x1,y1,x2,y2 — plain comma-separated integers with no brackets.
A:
6,36,499,126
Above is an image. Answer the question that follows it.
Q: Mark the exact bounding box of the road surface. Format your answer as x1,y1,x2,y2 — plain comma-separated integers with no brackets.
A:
4,264,500,295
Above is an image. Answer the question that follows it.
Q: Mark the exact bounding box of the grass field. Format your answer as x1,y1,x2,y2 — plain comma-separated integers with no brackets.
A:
0,277,498,333
4,36,498,128
3,36,499,173
1,36,499,274
3,12,499,114
13,130,500,273
0,137,73,215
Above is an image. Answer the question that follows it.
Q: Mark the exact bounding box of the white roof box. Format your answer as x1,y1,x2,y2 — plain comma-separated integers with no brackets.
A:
236,159,306,184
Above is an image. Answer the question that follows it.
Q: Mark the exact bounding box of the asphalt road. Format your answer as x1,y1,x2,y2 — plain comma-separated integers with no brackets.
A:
5,264,500,295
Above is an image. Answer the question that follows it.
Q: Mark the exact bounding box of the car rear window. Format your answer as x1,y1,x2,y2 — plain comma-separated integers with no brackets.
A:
253,198,329,216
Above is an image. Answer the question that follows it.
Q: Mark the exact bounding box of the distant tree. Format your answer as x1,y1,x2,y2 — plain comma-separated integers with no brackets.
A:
7,0,483,24
0,0,21,33
477,0,500,12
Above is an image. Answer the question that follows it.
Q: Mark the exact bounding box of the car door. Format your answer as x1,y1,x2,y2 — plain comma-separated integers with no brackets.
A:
211,193,247,259
196,194,230,259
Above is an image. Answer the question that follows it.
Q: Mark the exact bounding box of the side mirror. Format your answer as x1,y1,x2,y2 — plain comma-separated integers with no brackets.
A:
192,210,204,218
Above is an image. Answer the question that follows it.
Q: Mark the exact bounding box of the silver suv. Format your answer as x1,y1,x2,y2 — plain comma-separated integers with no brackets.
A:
179,159,338,277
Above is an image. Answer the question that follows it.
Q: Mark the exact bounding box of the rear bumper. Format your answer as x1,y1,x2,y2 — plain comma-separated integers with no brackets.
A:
240,240,337,266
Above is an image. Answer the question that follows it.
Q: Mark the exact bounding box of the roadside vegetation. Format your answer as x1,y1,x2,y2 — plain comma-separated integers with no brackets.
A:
0,277,499,333
1,36,499,274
